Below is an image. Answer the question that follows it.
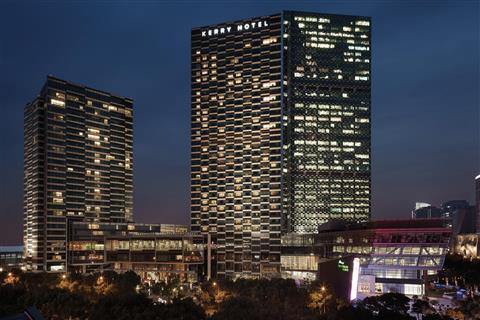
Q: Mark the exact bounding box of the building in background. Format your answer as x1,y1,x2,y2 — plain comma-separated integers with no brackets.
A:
0,246,23,271
412,200,476,236
411,202,444,219
441,200,476,235
191,11,371,279
23,76,133,272
281,219,451,297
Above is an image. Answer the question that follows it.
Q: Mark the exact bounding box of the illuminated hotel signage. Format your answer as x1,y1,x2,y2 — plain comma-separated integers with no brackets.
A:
201,20,269,37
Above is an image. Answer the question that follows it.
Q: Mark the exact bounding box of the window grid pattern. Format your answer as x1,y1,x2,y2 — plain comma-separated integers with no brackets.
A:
191,15,283,278
23,76,133,271
283,12,371,233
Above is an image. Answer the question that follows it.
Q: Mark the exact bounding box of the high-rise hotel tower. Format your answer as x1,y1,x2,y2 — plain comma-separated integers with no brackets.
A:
191,11,371,278
24,76,133,271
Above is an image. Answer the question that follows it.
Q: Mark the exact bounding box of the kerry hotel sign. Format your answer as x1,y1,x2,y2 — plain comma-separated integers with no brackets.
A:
201,19,270,37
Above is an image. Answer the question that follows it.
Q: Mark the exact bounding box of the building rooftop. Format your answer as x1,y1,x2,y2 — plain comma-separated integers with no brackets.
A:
0,246,23,253
45,75,133,102
318,219,449,233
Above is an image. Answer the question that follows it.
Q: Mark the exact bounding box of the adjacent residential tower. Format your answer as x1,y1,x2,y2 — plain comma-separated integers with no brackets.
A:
23,76,133,271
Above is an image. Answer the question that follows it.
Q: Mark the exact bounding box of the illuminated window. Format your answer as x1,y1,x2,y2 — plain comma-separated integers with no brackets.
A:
50,99,65,107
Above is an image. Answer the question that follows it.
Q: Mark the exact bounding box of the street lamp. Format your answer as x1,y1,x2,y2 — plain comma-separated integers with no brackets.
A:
320,286,327,314
61,274,67,280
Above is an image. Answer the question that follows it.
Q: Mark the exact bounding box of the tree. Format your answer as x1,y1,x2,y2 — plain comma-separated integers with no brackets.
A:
445,308,465,320
0,269,209,320
197,279,229,311
411,296,435,319
160,298,206,320
34,287,90,319
213,297,261,320
361,292,413,319
113,270,141,294
307,284,333,315
0,284,27,316
89,292,153,320
200,278,315,320
335,304,375,320
423,314,454,320
457,296,480,319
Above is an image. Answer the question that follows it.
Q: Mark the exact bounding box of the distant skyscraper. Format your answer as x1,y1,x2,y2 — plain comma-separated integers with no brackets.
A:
24,76,133,271
191,11,371,278
411,203,443,219
442,200,476,235
412,200,476,235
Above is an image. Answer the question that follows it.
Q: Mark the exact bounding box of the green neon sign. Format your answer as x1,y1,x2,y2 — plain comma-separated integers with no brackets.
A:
338,259,349,272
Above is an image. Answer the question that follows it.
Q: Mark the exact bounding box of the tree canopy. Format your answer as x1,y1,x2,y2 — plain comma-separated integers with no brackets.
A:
0,269,472,320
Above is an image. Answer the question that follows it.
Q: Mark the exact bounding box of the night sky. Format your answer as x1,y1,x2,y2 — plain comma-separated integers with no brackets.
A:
0,1,478,245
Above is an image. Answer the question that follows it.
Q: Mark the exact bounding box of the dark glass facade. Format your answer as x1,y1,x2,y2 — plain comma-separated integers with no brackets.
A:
191,11,371,278
23,76,133,271
283,12,371,233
